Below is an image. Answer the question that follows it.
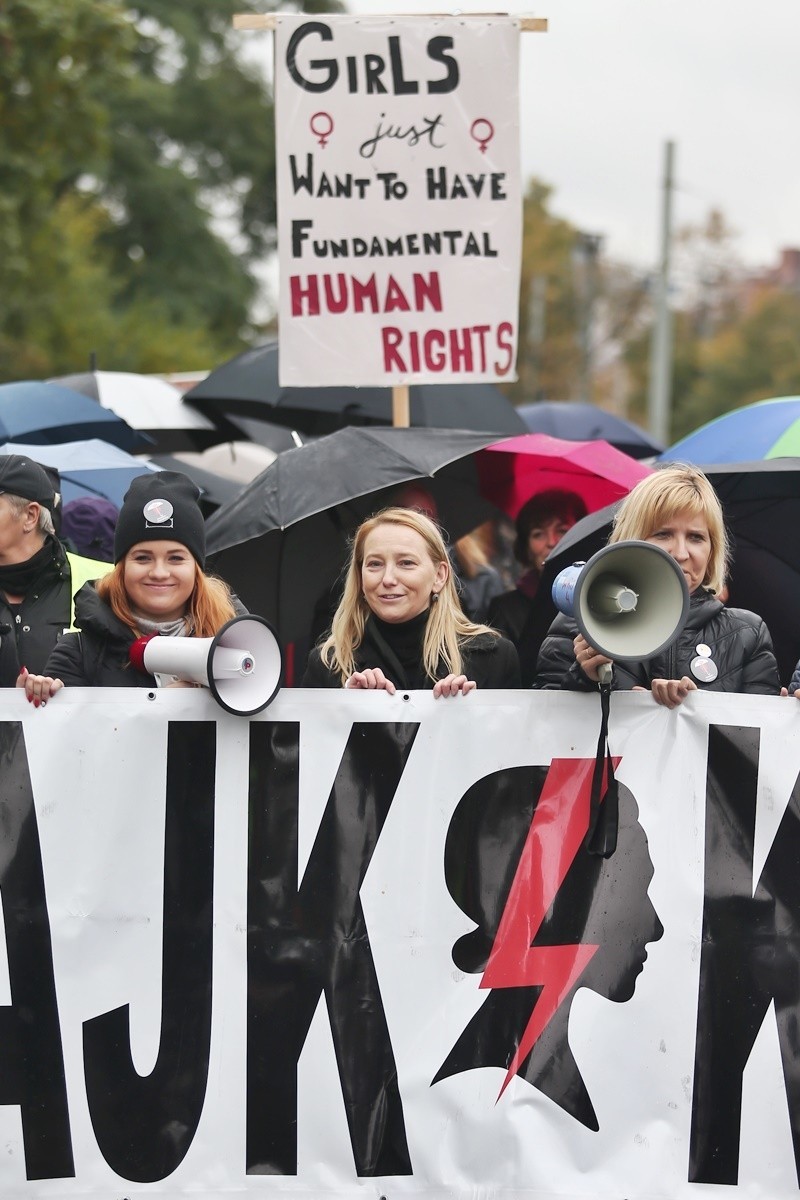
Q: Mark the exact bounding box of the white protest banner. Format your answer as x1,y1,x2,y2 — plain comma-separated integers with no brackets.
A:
1,686,799,1198
275,15,521,386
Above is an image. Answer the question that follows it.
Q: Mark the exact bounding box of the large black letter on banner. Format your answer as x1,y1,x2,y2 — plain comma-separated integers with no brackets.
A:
0,723,73,1179
691,724,800,1184
247,721,417,1177
83,722,216,1182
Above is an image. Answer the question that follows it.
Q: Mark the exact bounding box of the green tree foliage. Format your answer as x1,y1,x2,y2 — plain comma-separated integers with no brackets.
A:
670,291,800,438
509,179,581,404
509,179,648,408
624,210,800,441
0,0,129,323
0,0,340,381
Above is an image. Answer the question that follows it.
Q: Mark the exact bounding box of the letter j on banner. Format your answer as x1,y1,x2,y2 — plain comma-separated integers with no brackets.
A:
275,15,522,386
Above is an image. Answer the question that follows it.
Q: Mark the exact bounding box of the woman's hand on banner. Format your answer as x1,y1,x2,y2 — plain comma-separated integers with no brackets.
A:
16,665,64,708
345,668,396,694
635,677,697,709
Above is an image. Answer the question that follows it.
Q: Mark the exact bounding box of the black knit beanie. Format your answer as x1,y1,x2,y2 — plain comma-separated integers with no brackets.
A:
114,471,205,566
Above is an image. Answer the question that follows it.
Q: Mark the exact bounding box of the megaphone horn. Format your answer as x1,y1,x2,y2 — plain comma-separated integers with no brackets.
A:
552,540,690,664
129,615,283,716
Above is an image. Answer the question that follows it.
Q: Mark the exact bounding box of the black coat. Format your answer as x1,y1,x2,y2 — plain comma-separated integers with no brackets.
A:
0,539,73,684
44,582,157,688
487,579,557,688
303,613,521,690
45,582,249,688
533,590,780,695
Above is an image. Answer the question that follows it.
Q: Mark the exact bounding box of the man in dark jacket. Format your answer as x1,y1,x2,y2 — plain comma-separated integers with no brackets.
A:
0,454,110,686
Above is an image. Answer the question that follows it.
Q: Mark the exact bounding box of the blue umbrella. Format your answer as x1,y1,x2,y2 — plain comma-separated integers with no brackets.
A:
517,402,662,460
0,381,153,452
661,396,800,463
0,440,159,507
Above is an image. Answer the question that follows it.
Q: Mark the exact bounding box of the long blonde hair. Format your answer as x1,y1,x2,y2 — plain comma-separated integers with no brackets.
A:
610,463,729,594
97,560,237,637
320,507,498,684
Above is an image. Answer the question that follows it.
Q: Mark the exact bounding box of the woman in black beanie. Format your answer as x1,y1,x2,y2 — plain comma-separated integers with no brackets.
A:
18,471,241,703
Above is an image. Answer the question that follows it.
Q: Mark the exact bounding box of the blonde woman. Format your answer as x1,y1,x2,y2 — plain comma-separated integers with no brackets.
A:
534,464,779,706
18,472,241,703
303,507,520,695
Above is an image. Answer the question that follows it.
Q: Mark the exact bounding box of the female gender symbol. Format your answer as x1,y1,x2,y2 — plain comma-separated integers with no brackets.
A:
470,118,495,154
310,112,334,148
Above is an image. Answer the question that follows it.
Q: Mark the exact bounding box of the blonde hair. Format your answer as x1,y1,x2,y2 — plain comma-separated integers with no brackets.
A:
453,530,490,581
320,507,498,684
97,558,238,638
610,464,729,594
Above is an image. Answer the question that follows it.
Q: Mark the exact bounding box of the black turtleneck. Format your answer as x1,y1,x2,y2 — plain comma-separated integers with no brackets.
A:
362,609,432,689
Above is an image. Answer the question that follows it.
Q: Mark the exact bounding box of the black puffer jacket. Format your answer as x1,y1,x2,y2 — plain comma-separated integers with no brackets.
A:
44,582,157,687
534,590,780,694
303,612,521,690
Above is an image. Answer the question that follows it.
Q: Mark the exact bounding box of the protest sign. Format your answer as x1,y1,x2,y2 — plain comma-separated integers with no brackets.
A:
275,15,522,387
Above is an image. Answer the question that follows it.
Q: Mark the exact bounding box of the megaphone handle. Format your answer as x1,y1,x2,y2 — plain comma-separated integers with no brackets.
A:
587,682,619,858
597,662,613,687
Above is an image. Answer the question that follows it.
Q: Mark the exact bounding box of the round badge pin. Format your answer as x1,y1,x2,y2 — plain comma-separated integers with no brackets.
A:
690,644,718,683
143,498,173,524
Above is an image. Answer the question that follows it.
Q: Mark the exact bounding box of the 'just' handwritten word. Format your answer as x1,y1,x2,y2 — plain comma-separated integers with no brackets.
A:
359,114,445,160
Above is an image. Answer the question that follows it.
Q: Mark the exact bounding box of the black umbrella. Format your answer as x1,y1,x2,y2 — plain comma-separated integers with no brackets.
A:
184,342,527,436
205,427,507,667
149,454,244,517
517,402,662,460
540,459,800,686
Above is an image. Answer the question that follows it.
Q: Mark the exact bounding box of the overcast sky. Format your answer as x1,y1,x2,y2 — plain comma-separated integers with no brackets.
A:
336,0,800,272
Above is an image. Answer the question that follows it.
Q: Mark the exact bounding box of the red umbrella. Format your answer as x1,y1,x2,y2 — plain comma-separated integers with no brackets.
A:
476,433,652,519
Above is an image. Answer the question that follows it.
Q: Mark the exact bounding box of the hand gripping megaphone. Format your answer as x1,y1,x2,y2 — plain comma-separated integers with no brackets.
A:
551,541,690,859
130,615,283,716
551,540,690,677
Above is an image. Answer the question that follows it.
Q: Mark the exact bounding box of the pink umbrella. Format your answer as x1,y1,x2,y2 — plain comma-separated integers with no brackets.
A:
476,433,652,518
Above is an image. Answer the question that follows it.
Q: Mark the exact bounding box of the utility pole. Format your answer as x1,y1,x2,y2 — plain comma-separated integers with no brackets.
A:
526,273,547,400
648,140,675,446
575,232,603,404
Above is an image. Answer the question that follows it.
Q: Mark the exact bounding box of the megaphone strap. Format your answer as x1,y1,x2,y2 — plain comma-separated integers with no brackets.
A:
587,683,619,858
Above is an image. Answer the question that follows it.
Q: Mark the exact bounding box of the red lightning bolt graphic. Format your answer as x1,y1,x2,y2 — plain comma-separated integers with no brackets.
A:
480,756,620,1099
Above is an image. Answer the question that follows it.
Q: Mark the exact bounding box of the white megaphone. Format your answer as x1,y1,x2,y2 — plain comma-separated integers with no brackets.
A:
129,615,283,716
551,540,690,682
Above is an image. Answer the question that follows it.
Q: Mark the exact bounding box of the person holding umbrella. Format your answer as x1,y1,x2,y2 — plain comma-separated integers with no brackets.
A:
17,472,242,701
302,507,520,694
534,464,780,705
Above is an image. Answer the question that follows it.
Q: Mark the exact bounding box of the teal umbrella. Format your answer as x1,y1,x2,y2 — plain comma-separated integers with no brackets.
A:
662,396,800,462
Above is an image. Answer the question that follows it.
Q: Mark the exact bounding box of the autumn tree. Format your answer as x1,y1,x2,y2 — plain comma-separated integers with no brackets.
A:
0,0,340,381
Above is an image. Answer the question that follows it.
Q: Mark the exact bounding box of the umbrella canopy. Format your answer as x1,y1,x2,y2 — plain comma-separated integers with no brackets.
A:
540,459,800,686
184,342,527,436
205,427,509,652
518,401,662,460
51,370,221,452
661,396,800,463
475,434,652,519
149,453,246,517
0,439,159,507
0,381,152,452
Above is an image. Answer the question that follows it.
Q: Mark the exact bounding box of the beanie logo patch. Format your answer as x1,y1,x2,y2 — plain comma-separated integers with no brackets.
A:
143,498,174,527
